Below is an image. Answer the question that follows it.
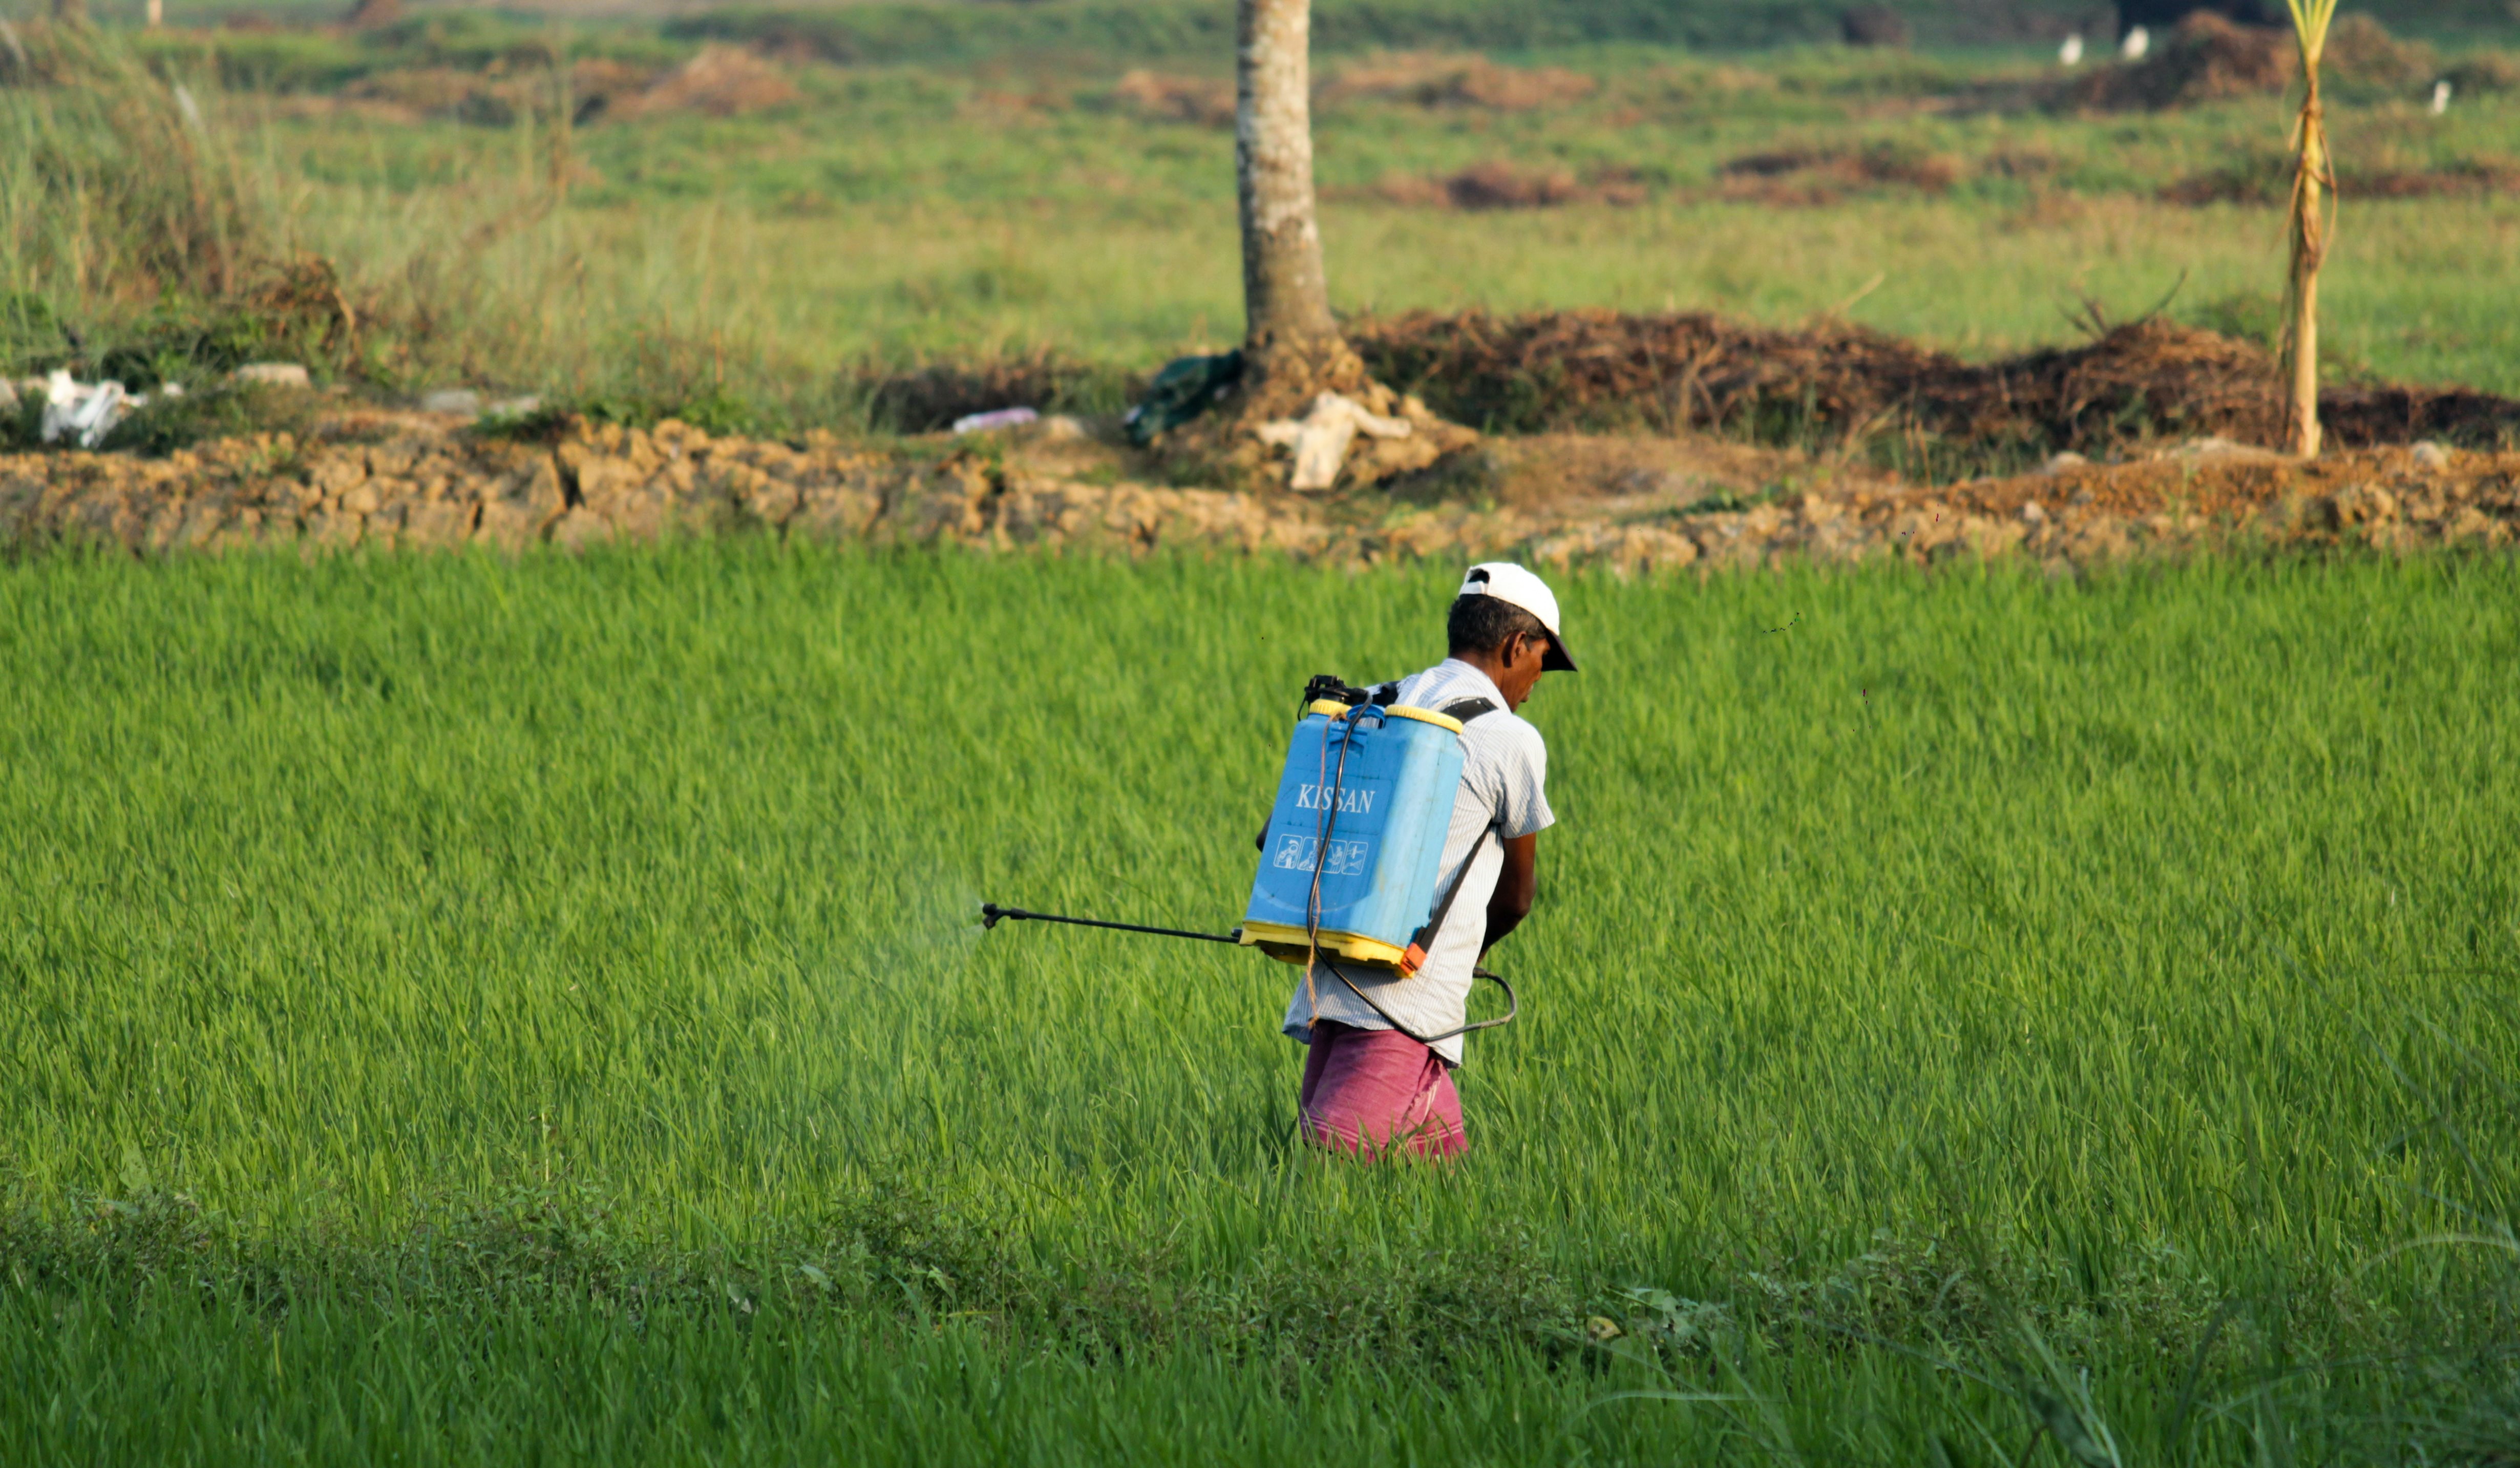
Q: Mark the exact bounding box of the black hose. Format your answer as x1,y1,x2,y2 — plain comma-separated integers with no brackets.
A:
1319,959,1518,1046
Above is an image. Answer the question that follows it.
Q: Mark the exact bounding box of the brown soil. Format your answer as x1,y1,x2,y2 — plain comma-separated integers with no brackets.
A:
1714,143,1962,204
607,46,796,120
1365,161,1645,211
340,48,791,127
2162,156,2520,205
1320,52,1595,112
1346,310,2520,458
1110,69,1236,128
1106,55,1597,130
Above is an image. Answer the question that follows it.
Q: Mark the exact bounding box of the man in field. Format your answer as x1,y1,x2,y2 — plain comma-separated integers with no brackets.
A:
1281,562,1573,1159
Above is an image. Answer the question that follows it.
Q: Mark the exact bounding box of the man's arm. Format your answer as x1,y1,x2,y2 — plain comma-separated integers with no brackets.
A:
1481,832,1538,955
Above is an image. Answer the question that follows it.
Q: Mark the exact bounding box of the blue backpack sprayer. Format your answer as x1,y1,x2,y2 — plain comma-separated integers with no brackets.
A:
981,675,1518,1045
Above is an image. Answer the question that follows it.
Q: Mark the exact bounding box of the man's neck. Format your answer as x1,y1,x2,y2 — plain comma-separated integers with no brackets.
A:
1447,651,1512,701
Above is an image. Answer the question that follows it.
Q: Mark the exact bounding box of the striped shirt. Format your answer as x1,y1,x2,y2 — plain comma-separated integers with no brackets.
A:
1281,659,1554,1065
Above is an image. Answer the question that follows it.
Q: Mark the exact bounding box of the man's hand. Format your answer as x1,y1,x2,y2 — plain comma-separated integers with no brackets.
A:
1481,832,1538,955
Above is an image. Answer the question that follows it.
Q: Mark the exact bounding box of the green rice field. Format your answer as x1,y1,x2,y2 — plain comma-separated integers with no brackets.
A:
5,545,2518,1462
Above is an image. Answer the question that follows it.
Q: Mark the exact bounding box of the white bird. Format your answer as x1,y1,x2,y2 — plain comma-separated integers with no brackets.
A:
2060,32,2084,67
2121,25,2150,61
2431,79,2453,115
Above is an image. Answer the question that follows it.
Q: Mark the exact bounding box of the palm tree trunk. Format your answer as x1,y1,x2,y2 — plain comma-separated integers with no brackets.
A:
1235,0,1357,413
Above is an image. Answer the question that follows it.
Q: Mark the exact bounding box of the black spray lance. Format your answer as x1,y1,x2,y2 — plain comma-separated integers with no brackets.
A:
980,676,1518,1047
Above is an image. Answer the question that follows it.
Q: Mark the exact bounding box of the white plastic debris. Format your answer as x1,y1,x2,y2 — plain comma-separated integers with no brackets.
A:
39,372,148,448
951,406,1039,435
2431,79,2452,115
232,362,311,388
420,388,484,416
1253,392,1412,492
2059,33,2083,67
2120,25,2149,61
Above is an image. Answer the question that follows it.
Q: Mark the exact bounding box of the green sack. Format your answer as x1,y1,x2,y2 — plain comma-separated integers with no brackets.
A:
1123,350,1243,447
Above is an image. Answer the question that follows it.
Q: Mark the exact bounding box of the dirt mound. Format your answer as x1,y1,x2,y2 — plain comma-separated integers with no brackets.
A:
609,46,796,120
1369,160,1644,210
1716,143,1961,203
2323,14,2439,88
342,57,666,125
1839,6,1910,48
2067,13,2292,110
1321,52,1595,111
1110,69,1236,127
2446,51,2520,93
2163,155,2520,205
341,67,512,122
2067,12,2437,111
1348,309,2520,460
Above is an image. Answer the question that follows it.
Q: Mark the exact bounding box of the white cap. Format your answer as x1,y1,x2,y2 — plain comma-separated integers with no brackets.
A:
1458,562,1577,672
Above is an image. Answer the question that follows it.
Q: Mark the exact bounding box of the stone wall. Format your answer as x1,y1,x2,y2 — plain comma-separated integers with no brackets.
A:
5,415,2516,572
0,417,1326,559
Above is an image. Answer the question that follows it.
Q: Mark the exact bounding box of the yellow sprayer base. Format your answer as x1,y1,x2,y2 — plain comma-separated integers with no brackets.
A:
1238,921,1408,972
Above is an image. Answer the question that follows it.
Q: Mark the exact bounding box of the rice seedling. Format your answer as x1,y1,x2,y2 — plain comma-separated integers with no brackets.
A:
1,545,2515,1461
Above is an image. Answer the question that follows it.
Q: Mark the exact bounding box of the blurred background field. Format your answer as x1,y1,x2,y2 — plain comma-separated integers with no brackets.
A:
7,0,2520,437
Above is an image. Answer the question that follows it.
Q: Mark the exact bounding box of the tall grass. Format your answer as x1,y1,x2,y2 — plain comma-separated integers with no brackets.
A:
2,547,2517,1459
0,26,264,321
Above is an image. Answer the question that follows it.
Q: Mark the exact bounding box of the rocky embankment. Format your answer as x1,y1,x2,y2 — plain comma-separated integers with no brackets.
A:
3,412,2515,570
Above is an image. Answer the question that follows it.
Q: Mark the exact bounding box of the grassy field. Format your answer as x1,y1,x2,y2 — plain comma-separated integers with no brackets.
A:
268,51,2520,399
11,21,2520,429
5,545,2519,1461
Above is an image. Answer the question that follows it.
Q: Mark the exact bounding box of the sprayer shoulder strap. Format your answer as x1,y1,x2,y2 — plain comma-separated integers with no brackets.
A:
1409,827,1494,957
1404,697,1501,955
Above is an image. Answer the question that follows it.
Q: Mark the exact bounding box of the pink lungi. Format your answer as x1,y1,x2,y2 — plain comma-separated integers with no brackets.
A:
1297,1020,1467,1159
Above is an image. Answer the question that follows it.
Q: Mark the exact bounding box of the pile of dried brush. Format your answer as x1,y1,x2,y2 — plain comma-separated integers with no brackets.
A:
856,349,1132,433
840,311,2520,459
1347,309,2520,457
